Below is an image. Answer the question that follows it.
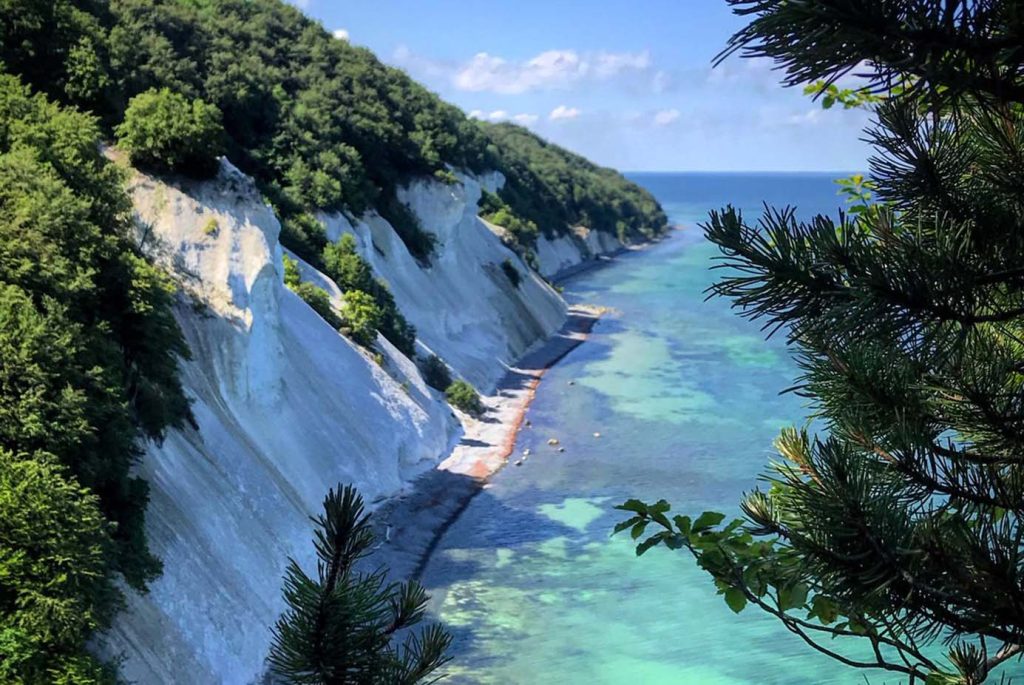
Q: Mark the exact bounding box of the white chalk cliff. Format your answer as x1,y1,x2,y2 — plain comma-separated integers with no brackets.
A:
533,225,629,279
102,160,602,684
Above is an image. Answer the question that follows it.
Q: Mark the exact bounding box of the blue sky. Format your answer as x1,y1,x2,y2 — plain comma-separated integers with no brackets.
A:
296,0,872,172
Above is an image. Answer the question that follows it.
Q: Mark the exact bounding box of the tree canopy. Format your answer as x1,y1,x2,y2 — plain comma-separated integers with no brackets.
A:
0,71,191,682
618,1,1024,682
0,0,666,262
115,87,224,178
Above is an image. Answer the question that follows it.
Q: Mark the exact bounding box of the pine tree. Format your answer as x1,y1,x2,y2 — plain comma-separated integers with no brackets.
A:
616,2,1024,682
268,485,452,685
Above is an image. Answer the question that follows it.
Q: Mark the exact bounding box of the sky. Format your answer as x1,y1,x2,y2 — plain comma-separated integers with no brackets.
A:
295,0,873,172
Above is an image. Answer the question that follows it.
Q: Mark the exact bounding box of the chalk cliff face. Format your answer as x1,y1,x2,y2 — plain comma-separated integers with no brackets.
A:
102,161,584,684
320,171,567,392
534,226,629,279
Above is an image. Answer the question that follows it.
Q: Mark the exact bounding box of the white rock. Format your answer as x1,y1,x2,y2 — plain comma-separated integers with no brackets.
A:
533,225,625,279
319,171,566,392
102,159,590,684
104,160,462,685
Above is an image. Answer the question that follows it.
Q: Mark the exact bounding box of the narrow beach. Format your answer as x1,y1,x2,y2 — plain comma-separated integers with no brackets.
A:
372,302,603,581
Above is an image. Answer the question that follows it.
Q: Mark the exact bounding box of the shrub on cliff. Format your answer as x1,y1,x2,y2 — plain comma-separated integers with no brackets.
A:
420,354,452,392
294,282,344,331
341,289,383,348
324,234,417,356
500,259,522,288
269,484,452,683
479,190,539,252
446,380,483,416
279,212,329,269
115,88,224,178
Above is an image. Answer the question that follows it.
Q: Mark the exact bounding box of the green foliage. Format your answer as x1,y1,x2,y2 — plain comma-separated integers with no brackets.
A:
292,282,344,330
0,449,118,685
433,168,459,185
377,189,436,262
202,217,219,236
620,2,1024,683
0,72,190,679
0,0,665,264
115,88,224,178
480,122,668,242
283,252,347,332
340,289,383,348
323,234,375,293
445,380,483,417
802,81,882,110
499,259,521,288
419,354,452,392
324,234,417,356
479,189,539,254
279,212,328,269
283,262,344,332
269,484,452,684
281,253,301,289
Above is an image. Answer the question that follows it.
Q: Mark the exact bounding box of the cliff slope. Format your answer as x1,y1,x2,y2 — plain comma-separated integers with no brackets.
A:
102,160,567,684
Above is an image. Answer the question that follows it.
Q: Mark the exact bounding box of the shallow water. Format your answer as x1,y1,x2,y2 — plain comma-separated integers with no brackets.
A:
421,173,930,684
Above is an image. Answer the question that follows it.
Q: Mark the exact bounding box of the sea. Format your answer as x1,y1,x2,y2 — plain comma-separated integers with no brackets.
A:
419,172,960,684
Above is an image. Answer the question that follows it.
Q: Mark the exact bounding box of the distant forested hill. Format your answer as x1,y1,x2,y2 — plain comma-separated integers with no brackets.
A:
2,0,667,264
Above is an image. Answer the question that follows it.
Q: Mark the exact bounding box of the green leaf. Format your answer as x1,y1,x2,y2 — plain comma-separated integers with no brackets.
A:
636,535,662,556
616,499,648,515
809,595,839,625
779,583,809,612
649,499,671,514
613,516,642,535
692,511,726,533
722,518,745,535
649,511,672,530
664,534,685,550
673,515,691,535
630,521,649,540
724,588,747,614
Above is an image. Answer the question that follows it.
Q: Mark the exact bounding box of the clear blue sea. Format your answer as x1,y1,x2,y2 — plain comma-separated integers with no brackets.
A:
420,172,945,684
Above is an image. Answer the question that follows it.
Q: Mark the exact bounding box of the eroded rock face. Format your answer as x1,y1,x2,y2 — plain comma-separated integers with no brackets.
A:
534,226,627,280
102,160,591,683
104,162,461,684
320,171,567,392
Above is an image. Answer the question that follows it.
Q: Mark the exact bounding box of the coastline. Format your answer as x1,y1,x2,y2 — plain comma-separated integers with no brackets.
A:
370,234,674,583
371,302,602,582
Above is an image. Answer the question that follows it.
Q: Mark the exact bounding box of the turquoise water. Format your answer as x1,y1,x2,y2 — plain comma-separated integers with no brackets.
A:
421,173,905,684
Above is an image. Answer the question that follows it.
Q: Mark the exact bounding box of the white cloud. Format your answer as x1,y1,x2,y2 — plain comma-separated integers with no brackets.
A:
468,109,532,123
784,109,823,126
332,28,349,41
592,50,651,78
653,108,681,126
397,48,655,95
652,70,673,94
549,105,582,121
454,50,584,94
